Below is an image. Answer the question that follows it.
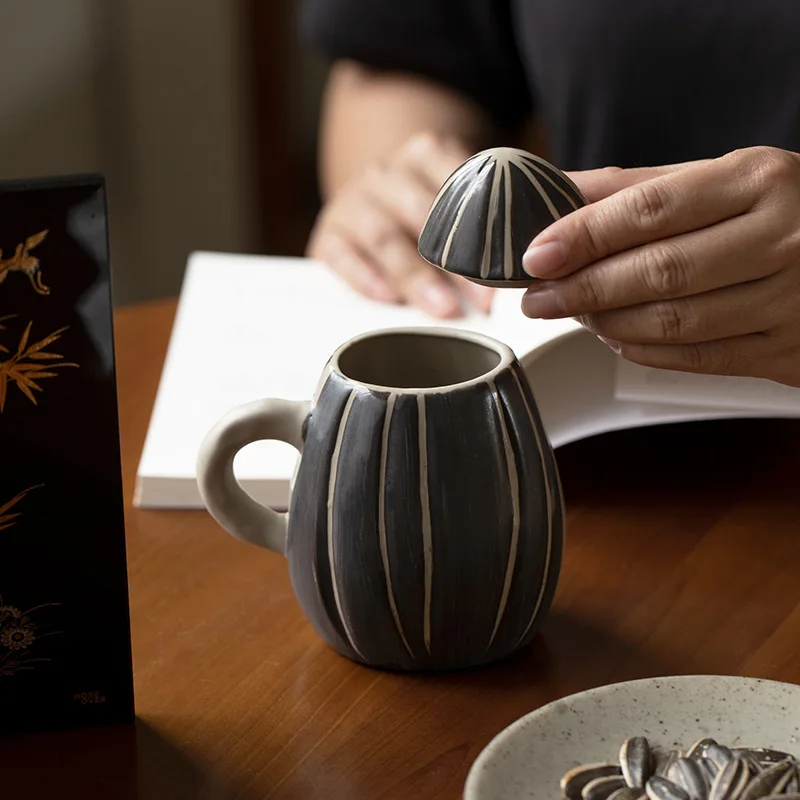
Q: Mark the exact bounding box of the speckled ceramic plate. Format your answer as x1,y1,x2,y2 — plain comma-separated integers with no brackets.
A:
464,675,800,800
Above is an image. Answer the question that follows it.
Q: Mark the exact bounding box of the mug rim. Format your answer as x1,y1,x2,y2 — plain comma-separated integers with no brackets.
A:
328,326,515,395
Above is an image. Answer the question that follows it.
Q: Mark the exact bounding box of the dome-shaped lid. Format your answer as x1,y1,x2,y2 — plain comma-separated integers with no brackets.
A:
418,147,587,286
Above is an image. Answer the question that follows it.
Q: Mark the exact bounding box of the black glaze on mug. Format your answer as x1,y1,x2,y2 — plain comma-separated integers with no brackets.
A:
285,331,564,671
418,147,587,287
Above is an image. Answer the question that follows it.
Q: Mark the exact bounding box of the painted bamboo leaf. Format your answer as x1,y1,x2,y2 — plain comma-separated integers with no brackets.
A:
0,484,43,532
0,321,78,412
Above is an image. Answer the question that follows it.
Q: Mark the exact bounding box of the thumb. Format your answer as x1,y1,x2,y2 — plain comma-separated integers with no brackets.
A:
565,159,713,203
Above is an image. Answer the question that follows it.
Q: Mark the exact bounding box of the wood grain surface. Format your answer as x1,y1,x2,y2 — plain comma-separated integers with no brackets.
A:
3,298,800,799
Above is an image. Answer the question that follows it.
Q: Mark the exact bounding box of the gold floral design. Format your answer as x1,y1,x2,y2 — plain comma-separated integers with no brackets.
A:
1,625,34,650
0,606,21,623
0,229,50,295
0,595,60,678
0,316,78,412
0,484,42,532
0,486,60,676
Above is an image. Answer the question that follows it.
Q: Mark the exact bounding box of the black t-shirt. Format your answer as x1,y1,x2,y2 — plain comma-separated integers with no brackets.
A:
298,0,800,170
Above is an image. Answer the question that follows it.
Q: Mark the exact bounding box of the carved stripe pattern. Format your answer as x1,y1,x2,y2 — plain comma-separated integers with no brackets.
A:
327,389,366,659
502,160,514,278
512,158,563,220
470,148,584,280
441,181,477,271
428,151,491,214
419,147,585,282
518,153,582,210
479,155,504,279
379,393,413,657
417,394,433,655
486,379,520,650
509,368,554,646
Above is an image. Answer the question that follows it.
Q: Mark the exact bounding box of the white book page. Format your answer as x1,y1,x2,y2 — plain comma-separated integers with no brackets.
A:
527,332,775,449
614,357,800,414
135,252,576,497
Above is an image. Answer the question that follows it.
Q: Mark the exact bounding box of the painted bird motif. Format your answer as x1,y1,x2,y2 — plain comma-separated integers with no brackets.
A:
0,230,50,295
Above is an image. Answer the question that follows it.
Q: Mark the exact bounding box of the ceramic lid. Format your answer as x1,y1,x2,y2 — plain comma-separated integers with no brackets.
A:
417,147,587,287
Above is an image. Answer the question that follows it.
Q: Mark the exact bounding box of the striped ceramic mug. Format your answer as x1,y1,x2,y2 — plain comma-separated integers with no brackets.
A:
196,327,564,671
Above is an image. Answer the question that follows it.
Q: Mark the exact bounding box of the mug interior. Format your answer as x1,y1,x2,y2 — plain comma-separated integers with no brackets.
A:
336,331,503,389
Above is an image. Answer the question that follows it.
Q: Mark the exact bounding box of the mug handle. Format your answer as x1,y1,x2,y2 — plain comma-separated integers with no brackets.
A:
196,398,310,556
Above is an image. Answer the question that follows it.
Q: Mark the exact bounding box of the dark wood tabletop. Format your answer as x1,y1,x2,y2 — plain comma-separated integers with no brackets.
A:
4,298,800,799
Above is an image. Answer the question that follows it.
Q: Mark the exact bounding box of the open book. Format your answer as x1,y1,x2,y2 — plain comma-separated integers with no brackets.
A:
134,252,800,509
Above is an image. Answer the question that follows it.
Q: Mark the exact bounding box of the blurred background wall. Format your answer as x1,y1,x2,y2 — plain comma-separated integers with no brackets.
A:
0,0,324,306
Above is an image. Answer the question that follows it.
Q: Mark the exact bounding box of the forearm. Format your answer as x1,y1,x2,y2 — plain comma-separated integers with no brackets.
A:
317,60,499,199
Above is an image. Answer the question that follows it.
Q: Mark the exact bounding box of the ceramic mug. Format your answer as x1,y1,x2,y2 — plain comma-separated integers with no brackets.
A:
196,327,564,671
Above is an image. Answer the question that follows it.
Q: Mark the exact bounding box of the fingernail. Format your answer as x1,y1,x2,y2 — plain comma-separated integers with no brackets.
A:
522,240,567,277
598,336,621,354
418,282,460,317
521,288,565,319
365,276,399,303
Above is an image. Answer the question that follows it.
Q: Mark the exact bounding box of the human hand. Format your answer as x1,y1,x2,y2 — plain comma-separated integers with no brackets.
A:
306,132,494,318
520,146,800,387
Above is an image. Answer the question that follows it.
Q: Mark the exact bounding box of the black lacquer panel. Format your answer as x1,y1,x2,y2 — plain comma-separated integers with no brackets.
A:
0,174,134,735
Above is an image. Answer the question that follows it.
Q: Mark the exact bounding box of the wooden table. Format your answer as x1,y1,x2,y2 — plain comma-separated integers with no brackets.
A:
5,299,800,799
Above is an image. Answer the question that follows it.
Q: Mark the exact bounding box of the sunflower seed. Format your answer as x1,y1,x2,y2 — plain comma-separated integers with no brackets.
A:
608,789,645,800
731,751,763,777
708,757,749,800
559,738,800,800
621,737,654,788
785,765,800,794
739,759,796,800
583,776,628,800
646,776,691,800
668,757,709,800
741,747,798,767
658,752,681,778
562,764,624,800
688,740,719,761
698,758,720,784
757,795,800,800
705,744,734,770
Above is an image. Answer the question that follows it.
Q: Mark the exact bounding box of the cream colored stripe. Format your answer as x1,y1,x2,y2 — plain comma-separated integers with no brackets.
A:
479,159,502,279
523,152,590,204
418,394,433,655
327,390,366,660
441,180,476,270
518,155,581,211
486,380,520,651
512,159,562,221
509,369,554,646
502,160,514,279
379,394,413,657
428,151,487,210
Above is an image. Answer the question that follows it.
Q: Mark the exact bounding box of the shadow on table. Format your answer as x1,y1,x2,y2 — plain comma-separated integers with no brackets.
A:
556,417,800,503
404,607,687,702
0,717,256,800
499,607,684,687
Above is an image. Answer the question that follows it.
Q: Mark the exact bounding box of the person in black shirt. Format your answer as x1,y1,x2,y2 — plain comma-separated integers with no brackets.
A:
300,0,800,386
